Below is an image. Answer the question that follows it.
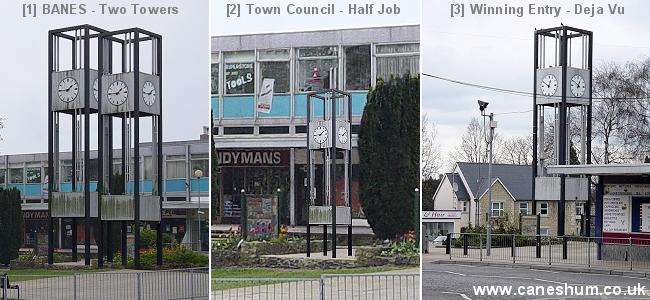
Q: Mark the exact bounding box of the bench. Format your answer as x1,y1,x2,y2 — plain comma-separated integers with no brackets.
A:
0,274,19,299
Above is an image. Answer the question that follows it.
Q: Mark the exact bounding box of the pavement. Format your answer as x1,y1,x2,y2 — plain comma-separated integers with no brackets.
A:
3,269,208,300
212,268,420,300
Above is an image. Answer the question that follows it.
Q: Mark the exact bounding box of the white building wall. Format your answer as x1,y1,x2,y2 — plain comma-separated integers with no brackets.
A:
432,175,457,210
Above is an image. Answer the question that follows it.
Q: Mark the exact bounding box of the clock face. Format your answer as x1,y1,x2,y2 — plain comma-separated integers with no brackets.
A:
313,125,328,145
142,81,156,106
540,74,558,96
92,79,99,101
570,75,586,97
337,126,348,144
57,77,79,103
107,80,129,106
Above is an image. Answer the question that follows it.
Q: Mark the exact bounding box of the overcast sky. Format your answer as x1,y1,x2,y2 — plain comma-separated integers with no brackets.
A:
0,0,209,155
210,0,420,35
423,0,650,172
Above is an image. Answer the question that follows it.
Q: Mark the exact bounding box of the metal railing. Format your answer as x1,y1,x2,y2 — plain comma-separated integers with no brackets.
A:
211,273,420,300
446,233,650,271
1,268,208,300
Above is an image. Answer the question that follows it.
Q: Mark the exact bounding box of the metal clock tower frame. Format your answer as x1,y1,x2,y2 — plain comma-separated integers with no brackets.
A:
48,24,109,267
306,69,353,258
532,26,593,236
98,28,163,269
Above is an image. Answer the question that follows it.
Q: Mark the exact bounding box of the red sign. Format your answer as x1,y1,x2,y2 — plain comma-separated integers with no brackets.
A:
216,149,289,167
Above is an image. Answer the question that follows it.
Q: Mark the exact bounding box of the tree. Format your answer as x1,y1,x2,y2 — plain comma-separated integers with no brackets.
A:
421,114,441,179
450,118,501,165
0,188,23,265
422,175,442,211
359,75,419,240
499,136,532,165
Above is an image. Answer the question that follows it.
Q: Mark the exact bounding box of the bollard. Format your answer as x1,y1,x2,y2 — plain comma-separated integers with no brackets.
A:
535,214,541,258
463,234,468,256
511,234,515,257
446,233,452,255
562,237,568,260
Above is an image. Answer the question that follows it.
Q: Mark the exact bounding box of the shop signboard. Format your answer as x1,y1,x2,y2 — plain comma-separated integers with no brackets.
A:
422,210,461,219
603,195,630,233
216,149,290,167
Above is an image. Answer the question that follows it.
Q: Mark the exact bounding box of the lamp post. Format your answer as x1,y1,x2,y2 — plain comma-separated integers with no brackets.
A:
194,169,204,251
478,100,496,256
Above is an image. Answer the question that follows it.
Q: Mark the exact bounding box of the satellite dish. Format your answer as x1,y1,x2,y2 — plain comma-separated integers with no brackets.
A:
453,182,459,192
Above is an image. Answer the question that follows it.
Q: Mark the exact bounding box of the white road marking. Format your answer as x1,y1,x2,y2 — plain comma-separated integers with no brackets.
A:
443,271,466,276
440,291,472,300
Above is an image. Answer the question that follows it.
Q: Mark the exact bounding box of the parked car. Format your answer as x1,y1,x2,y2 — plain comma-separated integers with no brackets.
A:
432,235,447,247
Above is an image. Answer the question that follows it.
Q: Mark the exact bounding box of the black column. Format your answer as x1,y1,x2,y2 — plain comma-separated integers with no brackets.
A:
156,37,164,265
47,31,54,265
532,31,539,215
83,27,92,266
133,30,141,269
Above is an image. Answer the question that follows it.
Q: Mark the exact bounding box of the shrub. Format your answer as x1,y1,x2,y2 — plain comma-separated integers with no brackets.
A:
128,245,208,270
0,188,23,265
359,75,419,239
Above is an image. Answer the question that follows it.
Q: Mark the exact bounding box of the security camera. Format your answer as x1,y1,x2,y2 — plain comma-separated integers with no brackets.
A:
477,100,489,112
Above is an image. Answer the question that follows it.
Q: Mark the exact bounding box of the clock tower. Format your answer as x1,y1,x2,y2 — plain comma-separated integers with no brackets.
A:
533,26,592,236
306,68,352,258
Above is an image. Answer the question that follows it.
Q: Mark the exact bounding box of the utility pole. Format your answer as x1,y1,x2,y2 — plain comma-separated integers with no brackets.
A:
478,100,496,256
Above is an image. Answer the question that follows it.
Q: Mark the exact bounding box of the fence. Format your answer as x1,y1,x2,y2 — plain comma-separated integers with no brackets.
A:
211,273,420,300
446,233,650,271
1,268,208,300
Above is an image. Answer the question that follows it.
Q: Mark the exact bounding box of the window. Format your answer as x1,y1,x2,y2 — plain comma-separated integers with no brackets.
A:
260,62,290,93
576,202,584,216
211,53,220,95
9,168,23,184
376,43,419,81
0,169,5,184
26,167,41,184
519,202,529,215
61,160,73,182
211,63,219,95
345,45,371,90
491,202,504,217
144,157,153,180
166,155,186,179
540,202,549,216
224,51,255,94
462,201,468,212
191,154,209,178
297,47,338,92
539,228,549,236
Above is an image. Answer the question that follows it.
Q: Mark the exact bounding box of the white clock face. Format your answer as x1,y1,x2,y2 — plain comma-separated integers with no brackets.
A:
313,125,328,144
540,74,558,96
57,77,79,103
570,75,586,97
92,79,99,101
142,81,156,106
107,80,129,106
337,126,348,144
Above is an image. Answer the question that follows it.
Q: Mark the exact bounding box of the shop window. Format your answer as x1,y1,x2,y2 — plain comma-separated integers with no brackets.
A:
376,43,419,81
540,202,549,216
260,62,290,93
224,51,255,94
297,47,338,92
491,202,504,217
295,126,307,134
345,45,371,90
0,169,5,184
9,168,23,184
211,63,219,95
26,167,41,184
259,126,290,135
519,202,529,215
166,155,186,179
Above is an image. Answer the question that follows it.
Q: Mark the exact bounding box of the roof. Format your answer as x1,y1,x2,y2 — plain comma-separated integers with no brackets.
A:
445,172,470,201
456,162,533,200
547,164,650,175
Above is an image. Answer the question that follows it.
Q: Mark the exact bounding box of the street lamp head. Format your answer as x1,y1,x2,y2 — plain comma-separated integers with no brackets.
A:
193,169,203,178
477,100,489,112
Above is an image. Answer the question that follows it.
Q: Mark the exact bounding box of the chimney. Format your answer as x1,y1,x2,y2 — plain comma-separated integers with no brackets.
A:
200,126,209,141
